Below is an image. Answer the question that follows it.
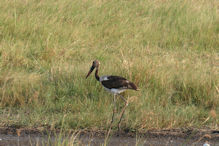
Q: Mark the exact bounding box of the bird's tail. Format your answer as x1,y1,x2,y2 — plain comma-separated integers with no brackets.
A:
129,82,138,91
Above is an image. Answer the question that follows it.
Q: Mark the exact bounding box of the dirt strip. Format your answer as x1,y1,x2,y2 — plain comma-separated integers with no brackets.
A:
0,127,218,140
0,127,218,146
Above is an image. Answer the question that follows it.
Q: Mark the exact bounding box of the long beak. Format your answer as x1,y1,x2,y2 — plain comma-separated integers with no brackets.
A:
86,66,95,79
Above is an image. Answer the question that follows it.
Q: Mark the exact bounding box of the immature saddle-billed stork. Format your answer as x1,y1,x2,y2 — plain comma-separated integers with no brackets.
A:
86,60,138,94
86,60,138,130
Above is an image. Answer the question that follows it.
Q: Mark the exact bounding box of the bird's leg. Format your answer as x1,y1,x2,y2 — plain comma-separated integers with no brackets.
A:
118,94,127,103
117,95,129,131
110,94,117,124
106,94,117,140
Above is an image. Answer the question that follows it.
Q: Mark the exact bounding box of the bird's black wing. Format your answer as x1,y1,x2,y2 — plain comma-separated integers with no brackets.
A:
101,76,137,90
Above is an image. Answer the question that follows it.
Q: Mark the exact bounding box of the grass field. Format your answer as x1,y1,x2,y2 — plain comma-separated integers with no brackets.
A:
0,0,218,132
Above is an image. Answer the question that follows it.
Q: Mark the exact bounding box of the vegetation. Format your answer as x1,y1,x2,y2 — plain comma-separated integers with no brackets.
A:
0,0,218,132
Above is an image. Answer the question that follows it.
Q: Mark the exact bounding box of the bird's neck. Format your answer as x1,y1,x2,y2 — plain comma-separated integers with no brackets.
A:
95,67,100,81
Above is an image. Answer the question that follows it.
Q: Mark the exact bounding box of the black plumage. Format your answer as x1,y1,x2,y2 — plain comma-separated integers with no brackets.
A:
101,76,137,90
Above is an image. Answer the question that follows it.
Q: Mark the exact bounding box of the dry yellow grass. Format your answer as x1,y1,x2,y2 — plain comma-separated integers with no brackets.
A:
0,0,218,131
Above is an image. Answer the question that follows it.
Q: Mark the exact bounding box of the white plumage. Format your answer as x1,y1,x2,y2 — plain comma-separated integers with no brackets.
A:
99,76,109,82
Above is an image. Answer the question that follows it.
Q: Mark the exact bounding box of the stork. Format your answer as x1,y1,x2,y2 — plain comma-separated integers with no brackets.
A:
86,60,138,131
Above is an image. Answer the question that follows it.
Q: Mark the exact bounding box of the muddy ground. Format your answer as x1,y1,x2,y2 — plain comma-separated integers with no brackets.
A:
0,127,218,146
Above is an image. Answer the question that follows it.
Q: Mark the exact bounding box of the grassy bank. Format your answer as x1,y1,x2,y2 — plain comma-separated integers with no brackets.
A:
0,0,218,132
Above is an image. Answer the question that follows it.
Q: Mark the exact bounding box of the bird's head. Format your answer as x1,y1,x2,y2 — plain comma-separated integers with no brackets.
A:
86,60,100,79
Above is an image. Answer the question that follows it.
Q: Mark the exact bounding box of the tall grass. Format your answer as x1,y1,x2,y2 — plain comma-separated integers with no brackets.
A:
0,0,218,131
